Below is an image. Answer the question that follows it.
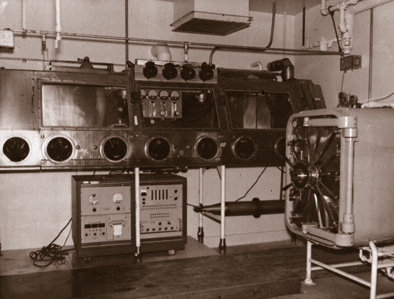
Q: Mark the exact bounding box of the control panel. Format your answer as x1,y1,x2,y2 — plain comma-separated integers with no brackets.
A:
72,175,135,258
139,174,187,253
140,88,182,119
135,59,217,84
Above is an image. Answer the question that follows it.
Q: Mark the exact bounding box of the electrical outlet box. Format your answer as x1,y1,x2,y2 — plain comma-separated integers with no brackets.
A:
0,29,14,48
340,55,362,71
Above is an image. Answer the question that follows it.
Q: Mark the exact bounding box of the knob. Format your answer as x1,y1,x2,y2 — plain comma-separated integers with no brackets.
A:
162,63,177,80
199,62,214,82
181,64,196,81
143,61,158,79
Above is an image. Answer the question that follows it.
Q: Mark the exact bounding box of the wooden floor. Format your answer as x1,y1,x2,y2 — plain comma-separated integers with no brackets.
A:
0,237,373,299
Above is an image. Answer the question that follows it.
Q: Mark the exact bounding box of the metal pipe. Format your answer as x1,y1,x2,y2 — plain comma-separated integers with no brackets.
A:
198,168,204,242
22,0,27,33
342,134,355,233
304,241,315,285
209,0,276,66
55,0,61,48
370,241,378,298
10,28,339,56
302,2,306,47
194,198,285,217
125,0,129,67
311,258,371,287
219,165,226,253
134,167,141,259
368,8,374,99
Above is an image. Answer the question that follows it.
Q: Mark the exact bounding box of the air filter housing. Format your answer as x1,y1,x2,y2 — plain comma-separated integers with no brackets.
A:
284,108,394,248
171,0,252,35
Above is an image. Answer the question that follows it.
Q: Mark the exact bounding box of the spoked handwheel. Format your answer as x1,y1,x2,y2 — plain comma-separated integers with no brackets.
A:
285,120,341,233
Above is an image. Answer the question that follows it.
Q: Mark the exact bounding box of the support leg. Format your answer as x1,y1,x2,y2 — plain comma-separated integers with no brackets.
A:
303,241,316,285
198,168,204,243
369,241,378,299
219,165,226,254
134,167,141,262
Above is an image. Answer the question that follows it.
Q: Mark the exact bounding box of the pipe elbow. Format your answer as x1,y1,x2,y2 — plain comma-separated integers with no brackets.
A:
320,6,330,15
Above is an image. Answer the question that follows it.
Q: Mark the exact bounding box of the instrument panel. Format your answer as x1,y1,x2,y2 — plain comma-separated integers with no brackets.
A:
0,58,326,171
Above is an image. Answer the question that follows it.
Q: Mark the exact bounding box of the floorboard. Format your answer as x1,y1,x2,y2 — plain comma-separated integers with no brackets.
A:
0,237,369,299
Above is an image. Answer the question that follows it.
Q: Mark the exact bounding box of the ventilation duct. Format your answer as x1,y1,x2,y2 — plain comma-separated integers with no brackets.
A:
171,0,252,35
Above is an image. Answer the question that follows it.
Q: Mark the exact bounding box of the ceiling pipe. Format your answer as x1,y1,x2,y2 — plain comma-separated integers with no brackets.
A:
208,0,277,66
22,0,27,33
125,0,129,67
321,0,394,55
11,28,339,55
55,0,61,48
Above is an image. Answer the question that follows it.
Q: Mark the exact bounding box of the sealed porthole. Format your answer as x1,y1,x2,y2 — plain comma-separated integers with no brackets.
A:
101,136,128,162
3,137,30,162
146,137,170,161
232,137,256,160
45,136,74,162
195,136,219,161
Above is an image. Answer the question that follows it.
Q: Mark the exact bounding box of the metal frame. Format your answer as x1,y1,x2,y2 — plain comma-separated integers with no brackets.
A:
304,240,394,299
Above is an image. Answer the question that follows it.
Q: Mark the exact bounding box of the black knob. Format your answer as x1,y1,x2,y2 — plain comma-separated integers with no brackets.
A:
143,61,158,79
162,63,177,80
181,64,196,81
199,62,214,82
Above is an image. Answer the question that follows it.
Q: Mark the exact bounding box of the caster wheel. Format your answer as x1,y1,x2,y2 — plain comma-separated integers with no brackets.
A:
168,250,176,256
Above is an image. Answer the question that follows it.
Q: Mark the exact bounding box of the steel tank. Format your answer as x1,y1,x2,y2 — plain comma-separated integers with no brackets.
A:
284,108,394,248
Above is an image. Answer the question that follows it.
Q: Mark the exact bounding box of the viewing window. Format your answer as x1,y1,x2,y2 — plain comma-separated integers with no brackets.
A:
227,91,292,129
41,84,129,128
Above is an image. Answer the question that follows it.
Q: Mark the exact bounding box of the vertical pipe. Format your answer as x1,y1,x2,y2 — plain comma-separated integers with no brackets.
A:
304,241,315,285
302,1,306,47
197,168,204,243
283,11,287,50
368,8,374,99
55,0,61,49
125,0,129,66
134,167,141,260
369,241,378,299
22,0,27,33
342,131,356,234
219,165,226,254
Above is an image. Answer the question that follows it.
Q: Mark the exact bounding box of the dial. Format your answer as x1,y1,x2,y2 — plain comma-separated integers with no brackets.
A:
147,138,170,160
3,137,30,162
147,89,158,100
88,194,100,205
140,89,147,100
159,90,170,101
162,63,177,80
113,193,124,204
46,137,73,162
197,137,218,160
170,90,180,101
102,137,128,162
143,61,158,79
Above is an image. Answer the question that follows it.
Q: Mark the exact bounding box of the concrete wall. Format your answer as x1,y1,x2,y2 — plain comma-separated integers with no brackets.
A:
0,0,296,250
294,1,394,108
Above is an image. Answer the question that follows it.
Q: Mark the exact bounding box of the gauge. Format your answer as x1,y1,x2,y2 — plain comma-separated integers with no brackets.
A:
46,137,73,162
140,89,147,100
148,89,158,100
3,137,30,162
113,193,124,204
170,90,180,101
159,90,169,100
88,194,100,205
102,137,128,162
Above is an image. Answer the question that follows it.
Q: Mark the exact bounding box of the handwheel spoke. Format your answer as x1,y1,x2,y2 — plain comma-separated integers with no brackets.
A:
319,152,339,168
314,131,338,166
315,185,337,225
313,129,321,162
